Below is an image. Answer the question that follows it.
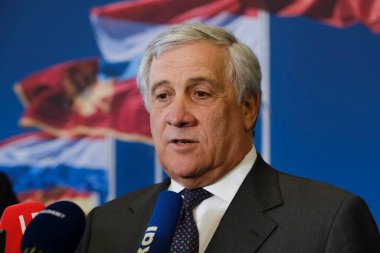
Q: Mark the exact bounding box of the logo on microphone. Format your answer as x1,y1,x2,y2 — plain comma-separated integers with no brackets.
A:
39,209,66,219
137,226,158,253
18,212,40,234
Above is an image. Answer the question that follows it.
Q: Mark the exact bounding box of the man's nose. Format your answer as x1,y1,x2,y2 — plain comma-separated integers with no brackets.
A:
165,97,195,128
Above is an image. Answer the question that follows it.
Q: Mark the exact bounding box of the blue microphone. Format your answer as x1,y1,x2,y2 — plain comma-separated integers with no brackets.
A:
21,201,86,253
137,190,183,253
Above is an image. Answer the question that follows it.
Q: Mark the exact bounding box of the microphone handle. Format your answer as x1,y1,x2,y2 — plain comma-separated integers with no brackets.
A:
0,229,5,253
23,247,45,253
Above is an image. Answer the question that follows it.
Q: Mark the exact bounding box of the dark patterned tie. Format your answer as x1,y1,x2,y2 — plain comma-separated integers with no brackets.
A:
169,188,213,253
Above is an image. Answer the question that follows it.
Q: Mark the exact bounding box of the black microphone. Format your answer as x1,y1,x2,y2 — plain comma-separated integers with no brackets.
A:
137,190,183,253
21,201,85,253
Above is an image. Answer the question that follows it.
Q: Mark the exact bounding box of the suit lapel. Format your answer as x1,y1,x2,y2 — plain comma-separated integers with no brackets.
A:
206,154,283,253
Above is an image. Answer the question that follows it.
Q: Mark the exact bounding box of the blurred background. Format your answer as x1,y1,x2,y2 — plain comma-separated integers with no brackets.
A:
0,0,379,226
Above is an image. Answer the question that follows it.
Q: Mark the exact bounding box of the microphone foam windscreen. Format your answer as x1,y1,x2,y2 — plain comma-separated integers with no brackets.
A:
21,201,85,253
0,201,45,253
138,190,183,253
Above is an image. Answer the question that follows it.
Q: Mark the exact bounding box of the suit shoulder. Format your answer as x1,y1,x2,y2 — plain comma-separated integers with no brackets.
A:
277,172,380,251
277,170,353,205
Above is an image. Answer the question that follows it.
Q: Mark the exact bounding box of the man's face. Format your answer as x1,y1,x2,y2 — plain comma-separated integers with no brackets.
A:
148,42,258,189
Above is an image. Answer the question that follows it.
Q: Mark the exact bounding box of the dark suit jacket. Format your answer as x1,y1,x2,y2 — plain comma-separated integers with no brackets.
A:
76,154,380,252
0,172,18,216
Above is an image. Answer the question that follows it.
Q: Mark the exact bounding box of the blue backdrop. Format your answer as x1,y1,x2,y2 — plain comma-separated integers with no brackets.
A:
0,0,379,224
270,16,380,223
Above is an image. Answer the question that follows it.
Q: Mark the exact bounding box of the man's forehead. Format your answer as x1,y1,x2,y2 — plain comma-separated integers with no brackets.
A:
151,42,227,66
154,41,227,56
149,43,227,81
146,43,231,101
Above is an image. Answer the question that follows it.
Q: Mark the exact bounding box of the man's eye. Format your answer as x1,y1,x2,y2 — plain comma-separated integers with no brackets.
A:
194,91,210,98
156,93,168,100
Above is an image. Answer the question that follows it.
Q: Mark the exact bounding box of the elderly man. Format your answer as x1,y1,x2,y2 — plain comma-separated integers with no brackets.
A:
76,23,380,253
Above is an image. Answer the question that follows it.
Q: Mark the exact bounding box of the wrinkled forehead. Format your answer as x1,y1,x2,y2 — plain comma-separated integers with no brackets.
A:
148,42,229,84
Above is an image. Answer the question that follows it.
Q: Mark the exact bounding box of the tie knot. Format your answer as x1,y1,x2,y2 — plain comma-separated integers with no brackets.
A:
181,188,212,211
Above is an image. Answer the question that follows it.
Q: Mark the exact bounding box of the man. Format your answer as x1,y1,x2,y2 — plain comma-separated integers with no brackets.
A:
76,23,380,252
0,172,18,216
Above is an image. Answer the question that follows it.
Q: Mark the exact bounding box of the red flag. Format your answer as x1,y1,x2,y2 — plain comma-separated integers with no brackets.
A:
91,0,258,24
241,0,380,33
14,59,152,144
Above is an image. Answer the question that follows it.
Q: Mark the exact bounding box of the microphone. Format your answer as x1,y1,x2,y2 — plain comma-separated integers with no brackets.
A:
0,201,45,253
137,190,183,253
21,201,86,253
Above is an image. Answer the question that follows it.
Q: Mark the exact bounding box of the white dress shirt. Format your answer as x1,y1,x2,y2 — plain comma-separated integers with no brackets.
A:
168,146,257,253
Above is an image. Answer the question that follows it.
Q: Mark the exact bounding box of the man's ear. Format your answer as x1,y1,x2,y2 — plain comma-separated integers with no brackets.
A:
242,95,260,131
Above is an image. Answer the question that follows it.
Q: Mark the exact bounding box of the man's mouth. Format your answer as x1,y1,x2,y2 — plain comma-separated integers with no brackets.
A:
170,139,196,144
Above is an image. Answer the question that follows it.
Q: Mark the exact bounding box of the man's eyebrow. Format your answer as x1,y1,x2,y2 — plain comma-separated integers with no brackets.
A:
188,76,218,87
150,76,220,95
150,80,170,95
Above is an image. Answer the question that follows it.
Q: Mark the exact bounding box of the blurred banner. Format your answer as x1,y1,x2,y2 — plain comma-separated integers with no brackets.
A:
0,133,109,212
244,0,380,33
14,59,151,143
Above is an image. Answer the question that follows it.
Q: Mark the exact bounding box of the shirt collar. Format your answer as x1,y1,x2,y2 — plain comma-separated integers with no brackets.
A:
168,146,257,203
